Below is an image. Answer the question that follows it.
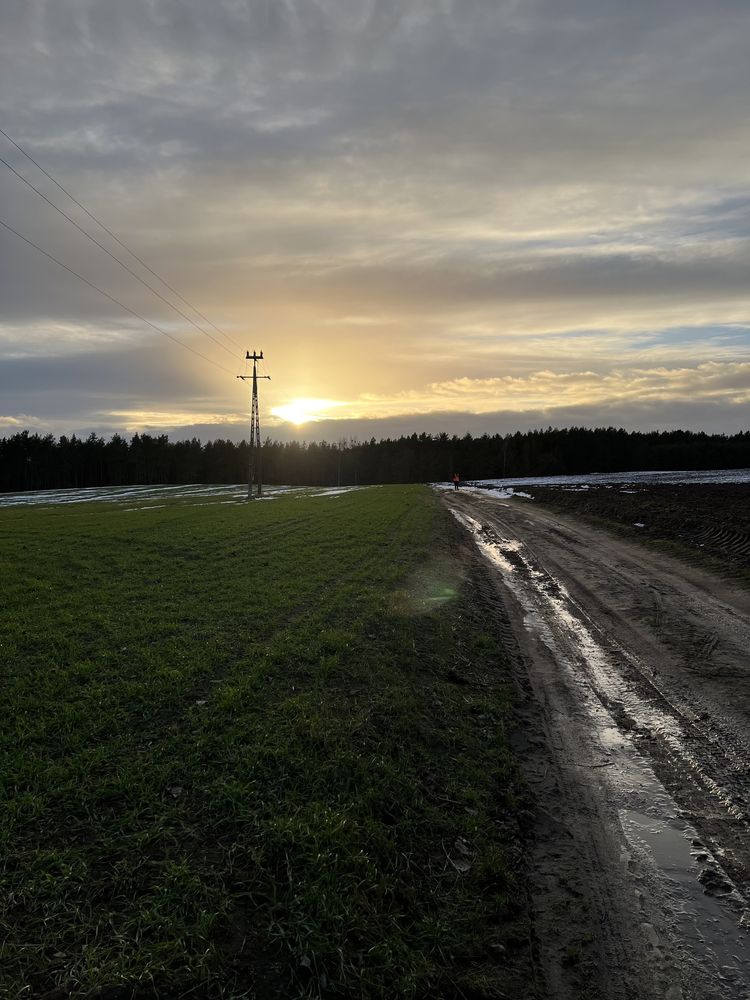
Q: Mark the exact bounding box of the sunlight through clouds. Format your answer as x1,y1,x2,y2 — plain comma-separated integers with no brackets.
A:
270,398,343,425
1,1,749,438
329,362,750,420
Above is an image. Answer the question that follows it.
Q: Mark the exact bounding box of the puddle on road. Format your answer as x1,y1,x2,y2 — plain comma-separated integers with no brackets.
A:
623,808,750,994
623,810,689,872
450,506,750,994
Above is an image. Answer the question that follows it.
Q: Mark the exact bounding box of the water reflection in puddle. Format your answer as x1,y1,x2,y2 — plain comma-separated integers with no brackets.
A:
622,809,750,992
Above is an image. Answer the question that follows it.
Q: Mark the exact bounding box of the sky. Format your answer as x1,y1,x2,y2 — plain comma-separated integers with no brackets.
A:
1,0,749,443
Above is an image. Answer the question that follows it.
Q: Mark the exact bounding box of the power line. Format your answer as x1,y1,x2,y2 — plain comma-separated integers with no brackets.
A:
0,126,244,354
0,216,235,376
0,153,241,364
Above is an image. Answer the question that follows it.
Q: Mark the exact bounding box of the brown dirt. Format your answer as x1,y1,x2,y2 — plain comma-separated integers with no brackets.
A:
528,483,750,583
442,487,750,1000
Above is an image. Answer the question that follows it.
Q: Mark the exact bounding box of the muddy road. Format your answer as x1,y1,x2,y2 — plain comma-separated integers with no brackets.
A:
443,489,750,1000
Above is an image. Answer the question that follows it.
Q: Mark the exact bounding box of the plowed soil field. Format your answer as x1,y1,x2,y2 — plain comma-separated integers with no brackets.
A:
530,483,750,581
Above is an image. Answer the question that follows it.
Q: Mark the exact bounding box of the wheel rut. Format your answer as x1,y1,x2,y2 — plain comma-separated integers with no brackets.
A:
443,489,750,1000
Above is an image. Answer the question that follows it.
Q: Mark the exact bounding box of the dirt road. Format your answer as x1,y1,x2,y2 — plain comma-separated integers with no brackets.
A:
443,488,750,1000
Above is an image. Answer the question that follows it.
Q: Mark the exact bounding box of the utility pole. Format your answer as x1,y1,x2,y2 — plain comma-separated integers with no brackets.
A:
237,350,271,499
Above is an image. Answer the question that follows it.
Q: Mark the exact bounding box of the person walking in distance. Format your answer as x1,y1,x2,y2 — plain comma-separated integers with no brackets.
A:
452,472,460,491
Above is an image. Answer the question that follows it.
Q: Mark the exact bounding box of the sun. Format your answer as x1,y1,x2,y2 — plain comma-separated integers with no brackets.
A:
270,398,339,425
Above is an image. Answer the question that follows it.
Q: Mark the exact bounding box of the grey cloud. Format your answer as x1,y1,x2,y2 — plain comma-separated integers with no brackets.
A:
257,246,750,317
2,1,750,437
5,1,750,176
0,341,228,422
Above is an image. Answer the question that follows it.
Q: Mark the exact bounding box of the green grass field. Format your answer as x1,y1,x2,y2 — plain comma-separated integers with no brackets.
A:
0,486,529,999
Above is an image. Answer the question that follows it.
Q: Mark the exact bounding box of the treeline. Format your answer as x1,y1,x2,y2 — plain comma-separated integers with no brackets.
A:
2,426,749,493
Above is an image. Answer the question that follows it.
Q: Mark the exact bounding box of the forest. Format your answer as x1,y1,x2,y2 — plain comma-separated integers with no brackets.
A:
2,426,749,493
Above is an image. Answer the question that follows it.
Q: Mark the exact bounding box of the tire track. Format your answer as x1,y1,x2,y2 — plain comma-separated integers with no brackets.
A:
445,490,750,999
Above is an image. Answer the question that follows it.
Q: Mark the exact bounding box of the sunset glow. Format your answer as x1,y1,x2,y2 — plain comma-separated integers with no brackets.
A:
270,399,341,426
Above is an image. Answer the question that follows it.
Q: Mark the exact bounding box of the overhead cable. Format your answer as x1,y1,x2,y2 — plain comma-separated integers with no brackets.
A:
0,127,244,354
0,153,241,364
0,216,235,376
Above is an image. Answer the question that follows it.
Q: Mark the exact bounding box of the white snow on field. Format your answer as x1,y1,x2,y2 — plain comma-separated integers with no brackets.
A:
0,484,249,507
0,483,365,509
434,484,534,501
309,487,361,498
2,469,748,509
469,468,750,489
468,486,533,501
433,468,750,497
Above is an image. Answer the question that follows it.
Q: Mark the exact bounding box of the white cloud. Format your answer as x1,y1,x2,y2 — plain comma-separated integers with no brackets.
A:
266,362,750,424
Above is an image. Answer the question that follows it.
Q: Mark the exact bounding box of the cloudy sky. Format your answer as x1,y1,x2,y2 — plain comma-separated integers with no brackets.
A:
1,0,749,442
